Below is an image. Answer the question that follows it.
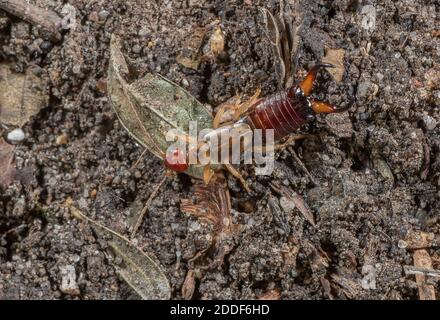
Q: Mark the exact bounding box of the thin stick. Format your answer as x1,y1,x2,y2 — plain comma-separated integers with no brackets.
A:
288,146,317,185
132,148,148,169
0,0,62,42
130,175,167,238
404,266,440,278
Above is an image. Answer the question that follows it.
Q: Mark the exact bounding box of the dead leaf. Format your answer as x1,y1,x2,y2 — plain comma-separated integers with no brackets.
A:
108,35,215,181
0,137,16,188
258,289,281,300
262,5,303,89
271,182,316,226
68,199,171,300
0,63,48,127
180,174,243,268
322,48,345,83
432,30,440,38
176,27,207,70
182,270,196,300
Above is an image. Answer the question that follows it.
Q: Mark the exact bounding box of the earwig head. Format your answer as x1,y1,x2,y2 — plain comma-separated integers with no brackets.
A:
165,147,188,172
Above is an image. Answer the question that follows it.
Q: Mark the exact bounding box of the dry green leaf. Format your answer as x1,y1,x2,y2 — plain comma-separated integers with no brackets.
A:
322,48,345,83
0,63,48,127
108,34,217,180
68,200,171,300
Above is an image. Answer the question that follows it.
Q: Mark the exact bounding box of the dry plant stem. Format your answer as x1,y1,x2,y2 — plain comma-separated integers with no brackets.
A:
404,266,440,278
132,148,149,169
287,146,317,185
0,0,62,42
131,174,167,238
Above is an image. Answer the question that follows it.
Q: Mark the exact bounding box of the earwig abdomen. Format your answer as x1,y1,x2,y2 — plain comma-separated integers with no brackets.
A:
243,88,311,141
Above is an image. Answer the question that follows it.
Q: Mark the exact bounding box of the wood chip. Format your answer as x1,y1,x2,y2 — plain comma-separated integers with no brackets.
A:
182,270,196,300
0,138,16,188
0,0,62,41
258,289,281,300
413,249,436,300
322,48,345,83
405,231,436,300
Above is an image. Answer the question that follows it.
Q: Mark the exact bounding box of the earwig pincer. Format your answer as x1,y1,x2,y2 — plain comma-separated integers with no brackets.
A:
241,63,348,141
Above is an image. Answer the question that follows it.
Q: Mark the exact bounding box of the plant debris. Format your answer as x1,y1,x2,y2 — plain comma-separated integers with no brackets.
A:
180,175,243,269
0,137,15,188
68,199,171,300
0,63,48,127
322,48,345,83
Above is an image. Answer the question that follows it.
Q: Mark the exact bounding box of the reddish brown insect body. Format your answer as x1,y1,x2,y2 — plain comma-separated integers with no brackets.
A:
241,64,347,141
243,88,311,140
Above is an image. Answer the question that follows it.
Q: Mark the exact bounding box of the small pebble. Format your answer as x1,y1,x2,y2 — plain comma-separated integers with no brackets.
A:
7,128,25,143
397,239,408,249
98,10,110,20
88,11,99,22
59,265,80,296
422,114,437,131
132,45,142,54
40,41,53,52
90,189,98,198
361,5,376,31
56,133,69,145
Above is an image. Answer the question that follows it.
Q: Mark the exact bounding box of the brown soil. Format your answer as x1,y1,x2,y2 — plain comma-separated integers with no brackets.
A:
0,0,439,299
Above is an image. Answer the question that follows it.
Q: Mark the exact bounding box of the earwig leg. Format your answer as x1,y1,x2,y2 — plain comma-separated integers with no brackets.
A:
213,101,237,129
253,134,308,153
299,63,335,96
224,164,251,193
311,99,349,114
273,134,307,150
203,165,215,184
233,88,261,120
214,89,261,128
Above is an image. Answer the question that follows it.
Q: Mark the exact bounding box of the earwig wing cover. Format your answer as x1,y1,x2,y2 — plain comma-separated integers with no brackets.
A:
108,35,215,179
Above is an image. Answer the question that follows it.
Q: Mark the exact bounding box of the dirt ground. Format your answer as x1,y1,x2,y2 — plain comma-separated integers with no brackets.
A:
0,0,439,300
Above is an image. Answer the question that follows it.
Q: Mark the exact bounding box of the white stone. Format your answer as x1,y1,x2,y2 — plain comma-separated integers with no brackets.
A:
59,265,80,296
7,128,25,143
361,5,376,31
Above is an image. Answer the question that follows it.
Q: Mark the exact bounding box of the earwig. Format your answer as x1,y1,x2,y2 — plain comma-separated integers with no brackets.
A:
241,64,348,141
165,63,349,179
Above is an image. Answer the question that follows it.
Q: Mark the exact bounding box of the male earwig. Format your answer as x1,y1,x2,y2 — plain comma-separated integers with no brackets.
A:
165,63,348,188
240,63,348,141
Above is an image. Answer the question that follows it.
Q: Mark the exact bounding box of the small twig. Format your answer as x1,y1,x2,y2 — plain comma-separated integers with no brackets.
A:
404,266,440,278
420,142,430,180
132,148,149,169
130,175,167,238
0,0,62,42
287,146,317,185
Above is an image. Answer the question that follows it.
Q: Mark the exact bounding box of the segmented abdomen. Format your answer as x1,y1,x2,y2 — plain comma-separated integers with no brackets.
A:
243,89,308,140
